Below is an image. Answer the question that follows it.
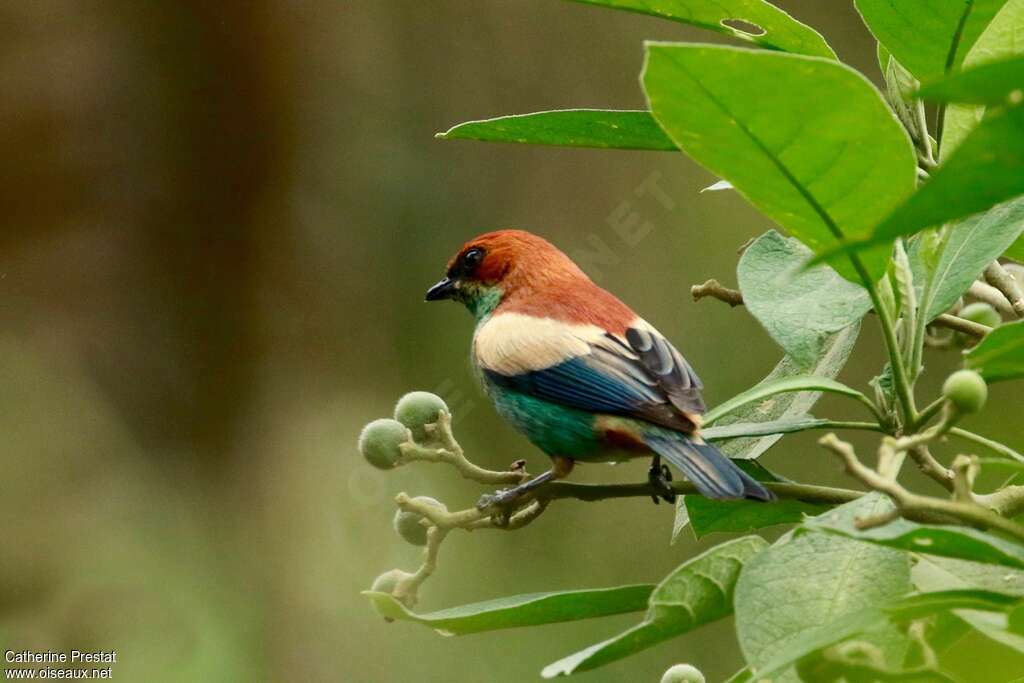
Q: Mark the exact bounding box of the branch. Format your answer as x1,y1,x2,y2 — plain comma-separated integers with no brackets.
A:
401,410,527,486
984,261,1024,318
819,433,1024,544
690,280,990,338
932,313,991,338
691,279,744,306
969,280,1017,317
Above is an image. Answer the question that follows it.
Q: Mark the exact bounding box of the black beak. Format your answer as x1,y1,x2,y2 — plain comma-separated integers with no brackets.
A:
425,276,456,301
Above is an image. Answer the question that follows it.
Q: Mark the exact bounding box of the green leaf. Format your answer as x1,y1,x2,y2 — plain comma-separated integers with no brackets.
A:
567,0,835,59
363,584,653,635
723,668,753,683
738,230,871,365
684,495,831,539
885,589,1021,621
917,197,1024,322
436,110,677,150
913,554,1024,655
943,0,1024,159
642,44,915,282
966,319,1024,382
541,536,767,677
873,102,1024,243
978,457,1024,475
854,0,1009,82
1010,602,1024,634
735,494,913,680
913,554,1024,597
919,54,1024,104
708,324,860,459
702,415,831,441
808,514,1024,570
703,375,871,425
674,326,859,541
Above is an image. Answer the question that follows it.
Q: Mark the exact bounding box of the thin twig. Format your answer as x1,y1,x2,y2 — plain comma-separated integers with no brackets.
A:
933,313,991,338
969,280,1017,316
691,279,744,306
984,261,1024,318
690,280,990,338
820,433,1024,544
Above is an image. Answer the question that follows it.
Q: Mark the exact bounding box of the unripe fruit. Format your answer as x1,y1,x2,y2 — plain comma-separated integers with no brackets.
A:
358,419,409,470
960,302,1001,329
660,664,705,683
942,369,988,414
370,568,410,595
394,391,449,442
954,303,1000,348
369,569,413,617
393,496,445,546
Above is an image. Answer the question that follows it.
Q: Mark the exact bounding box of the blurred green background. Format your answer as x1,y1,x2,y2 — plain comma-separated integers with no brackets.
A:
2,2,1021,681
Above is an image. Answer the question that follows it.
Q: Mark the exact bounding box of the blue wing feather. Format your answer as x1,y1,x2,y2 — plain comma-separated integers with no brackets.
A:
482,326,704,432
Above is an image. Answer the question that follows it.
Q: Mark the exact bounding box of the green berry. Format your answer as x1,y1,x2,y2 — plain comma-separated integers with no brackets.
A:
960,302,1001,329
660,664,705,683
942,370,988,414
954,303,1000,348
394,391,449,442
370,568,410,595
358,419,409,470
393,496,445,546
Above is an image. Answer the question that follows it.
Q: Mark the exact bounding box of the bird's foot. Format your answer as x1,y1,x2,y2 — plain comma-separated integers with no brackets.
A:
648,462,676,505
476,489,519,510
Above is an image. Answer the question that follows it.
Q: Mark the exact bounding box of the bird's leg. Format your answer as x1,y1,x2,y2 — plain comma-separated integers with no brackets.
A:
648,454,676,505
476,456,574,511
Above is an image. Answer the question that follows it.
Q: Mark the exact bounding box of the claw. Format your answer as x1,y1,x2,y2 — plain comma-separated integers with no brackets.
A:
648,457,677,505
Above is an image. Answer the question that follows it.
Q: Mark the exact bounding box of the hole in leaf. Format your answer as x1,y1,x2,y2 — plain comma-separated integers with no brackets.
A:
913,537,934,546
721,18,766,37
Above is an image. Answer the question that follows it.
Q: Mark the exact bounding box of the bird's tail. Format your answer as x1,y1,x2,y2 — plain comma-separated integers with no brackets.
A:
643,434,774,501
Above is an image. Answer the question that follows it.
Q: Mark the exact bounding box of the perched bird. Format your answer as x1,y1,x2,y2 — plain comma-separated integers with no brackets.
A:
425,229,773,506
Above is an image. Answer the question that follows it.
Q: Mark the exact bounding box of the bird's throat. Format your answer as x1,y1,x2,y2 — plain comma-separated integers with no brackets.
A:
462,283,503,323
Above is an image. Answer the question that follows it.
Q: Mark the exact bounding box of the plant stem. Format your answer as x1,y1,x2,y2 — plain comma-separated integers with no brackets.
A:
852,254,918,424
948,428,1024,464
539,479,863,506
984,261,1024,318
821,433,1024,544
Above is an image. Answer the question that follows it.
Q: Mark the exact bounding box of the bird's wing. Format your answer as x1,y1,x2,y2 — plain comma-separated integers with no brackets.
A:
474,313,705,432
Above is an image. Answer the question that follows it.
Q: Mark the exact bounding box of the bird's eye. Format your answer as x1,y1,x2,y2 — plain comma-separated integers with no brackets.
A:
462,247,485,272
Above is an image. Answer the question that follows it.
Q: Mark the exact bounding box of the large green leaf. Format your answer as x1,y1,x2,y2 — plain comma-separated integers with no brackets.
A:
567,0,835,58
541,536,767,677
436,110,677,150
738,230,870,365
642,44,916,282
674,326,859,541
705,324,860,460
363,584,652,635
913,555,1024,656
684,495,831,539
855,0,1009,82
943,0,1024,159
913,554,1024,597
917,197,1024,322
966,319,1024,382
701,415,830,441
919,54,1024,104
873,101,1024,242
735,494,913,680
703,374,870,425
809,514,1024,569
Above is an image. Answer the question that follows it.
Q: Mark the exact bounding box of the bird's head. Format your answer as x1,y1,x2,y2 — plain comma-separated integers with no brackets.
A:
426,229,586,320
